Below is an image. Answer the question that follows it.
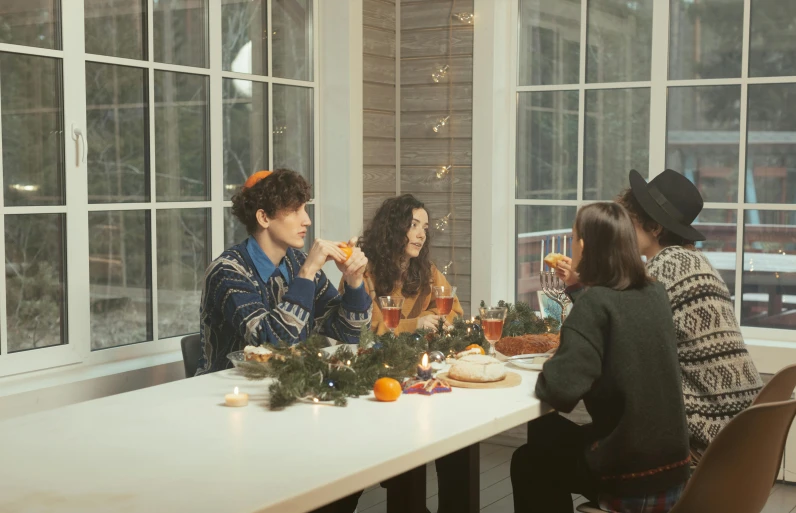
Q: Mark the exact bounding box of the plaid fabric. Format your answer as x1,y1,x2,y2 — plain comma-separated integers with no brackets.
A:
598,482,685,513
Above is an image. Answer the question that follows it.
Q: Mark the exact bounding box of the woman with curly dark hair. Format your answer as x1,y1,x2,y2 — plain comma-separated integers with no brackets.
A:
351,194,463,335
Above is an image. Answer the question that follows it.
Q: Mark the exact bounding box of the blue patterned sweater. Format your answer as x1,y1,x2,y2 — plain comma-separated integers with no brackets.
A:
196,242,372,375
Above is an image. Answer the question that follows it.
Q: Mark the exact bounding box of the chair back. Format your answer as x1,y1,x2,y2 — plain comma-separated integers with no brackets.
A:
670,399,796,513
753,364,796,405
180,334,203,378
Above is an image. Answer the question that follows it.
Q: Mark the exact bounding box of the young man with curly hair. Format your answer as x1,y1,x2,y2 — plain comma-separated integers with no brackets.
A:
196,169,372,377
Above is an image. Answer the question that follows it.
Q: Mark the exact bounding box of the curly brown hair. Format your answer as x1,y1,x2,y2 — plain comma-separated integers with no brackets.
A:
616,188,695,247
231,169,312,235
358,194,433,298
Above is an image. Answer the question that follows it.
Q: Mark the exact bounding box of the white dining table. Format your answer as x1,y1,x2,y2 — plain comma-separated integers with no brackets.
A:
0,364,550,513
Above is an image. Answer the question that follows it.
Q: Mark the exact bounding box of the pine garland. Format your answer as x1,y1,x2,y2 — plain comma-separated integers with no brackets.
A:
241,302,558,410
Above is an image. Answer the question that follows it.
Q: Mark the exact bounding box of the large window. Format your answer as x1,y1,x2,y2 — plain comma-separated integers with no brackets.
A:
512,0,796,338
0,0,317,376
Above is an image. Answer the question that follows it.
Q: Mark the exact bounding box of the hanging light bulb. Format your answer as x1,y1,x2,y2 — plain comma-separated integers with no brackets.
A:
432,115,450,133
435,213,452,231
440,261,454,275
452,12,474,24
431,64,449,83
436,165,451,179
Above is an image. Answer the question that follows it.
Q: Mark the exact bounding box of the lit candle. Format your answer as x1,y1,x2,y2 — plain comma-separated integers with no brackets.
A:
225,386,249,407
417,353,433,380
563,235,567,258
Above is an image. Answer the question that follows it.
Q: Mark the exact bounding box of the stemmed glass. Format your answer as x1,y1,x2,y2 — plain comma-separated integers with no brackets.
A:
378,296,404,335
479,306,508,357
433,285,457,316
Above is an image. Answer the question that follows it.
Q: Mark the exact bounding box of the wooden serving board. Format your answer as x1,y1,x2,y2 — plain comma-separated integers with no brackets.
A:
436,371,523,389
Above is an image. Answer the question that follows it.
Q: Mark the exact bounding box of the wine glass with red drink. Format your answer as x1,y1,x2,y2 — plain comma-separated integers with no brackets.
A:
433,285,457,317
479,306,508,356
378,296,405,335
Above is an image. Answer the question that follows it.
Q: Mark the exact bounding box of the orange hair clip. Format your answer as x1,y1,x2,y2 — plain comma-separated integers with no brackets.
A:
243,170,272,189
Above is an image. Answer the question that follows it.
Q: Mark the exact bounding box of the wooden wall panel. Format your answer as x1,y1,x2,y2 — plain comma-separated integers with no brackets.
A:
400,27,473,59
401,0,475,30
401,138,472,166
364,0,397,30
400,56,473,85
364,54,396,84
401,84,473,112
364,166,397,193
412,193,472,221
401,111,472,139
364,111,396,138
429,227,471,248
364,138,397,166
430,246,471,275
364,83,396,111
364,26,396,58
401,167,471,194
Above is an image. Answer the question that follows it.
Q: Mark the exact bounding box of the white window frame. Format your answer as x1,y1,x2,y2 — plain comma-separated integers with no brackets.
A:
0,0,321,379
473,0,796,360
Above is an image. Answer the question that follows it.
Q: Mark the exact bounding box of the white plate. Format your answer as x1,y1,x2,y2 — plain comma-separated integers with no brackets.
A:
507,355,550,371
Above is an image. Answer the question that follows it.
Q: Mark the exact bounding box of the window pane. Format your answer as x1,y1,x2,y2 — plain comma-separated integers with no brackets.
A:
223,78,268,200
224,204,313,253
86,63,149,203
668,0,743,80
0,0,61,50
746,84,796,205
695,209,738,304
157,209,209,338
222,0,267,76
741,210,796,330
586,0,653,83
273,84,313,194
584,88,650,200
155,71,209,202
153,0,209,68
666,86,741,203
6,214,67,353
516,91,578,200
517,0,580,86
515,205,576,311
0,52,65,207
89,210,152,350
272,0,313,81
749,0,796,78
84,0,146,60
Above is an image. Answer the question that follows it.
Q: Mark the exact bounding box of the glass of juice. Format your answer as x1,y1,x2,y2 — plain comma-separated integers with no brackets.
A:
378,296,405,334
433,285,457,316
479,306,508,356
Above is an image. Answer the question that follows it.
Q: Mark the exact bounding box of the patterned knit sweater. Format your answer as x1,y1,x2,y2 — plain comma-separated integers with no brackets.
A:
646,246,763,449
196,243,372,375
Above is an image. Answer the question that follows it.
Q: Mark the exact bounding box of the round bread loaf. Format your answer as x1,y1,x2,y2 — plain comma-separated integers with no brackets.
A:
448,354,507,383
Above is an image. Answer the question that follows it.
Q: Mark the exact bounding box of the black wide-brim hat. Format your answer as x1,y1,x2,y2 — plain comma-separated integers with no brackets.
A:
629,169,706,242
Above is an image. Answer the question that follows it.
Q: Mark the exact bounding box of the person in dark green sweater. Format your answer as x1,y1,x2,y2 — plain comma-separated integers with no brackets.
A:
510,202,690,513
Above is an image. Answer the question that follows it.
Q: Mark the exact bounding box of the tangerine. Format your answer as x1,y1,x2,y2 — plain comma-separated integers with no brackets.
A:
339,244,353,262
373,377,402,402
465,344,485,355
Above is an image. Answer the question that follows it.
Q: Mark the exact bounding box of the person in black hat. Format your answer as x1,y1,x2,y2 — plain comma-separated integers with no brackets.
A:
615,169,763,462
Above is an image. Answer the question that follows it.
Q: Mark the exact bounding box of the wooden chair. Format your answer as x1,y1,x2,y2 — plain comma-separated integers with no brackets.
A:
578,399,796,513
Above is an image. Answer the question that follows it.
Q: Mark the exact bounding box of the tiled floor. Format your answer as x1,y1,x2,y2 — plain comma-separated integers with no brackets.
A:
356,442,796,513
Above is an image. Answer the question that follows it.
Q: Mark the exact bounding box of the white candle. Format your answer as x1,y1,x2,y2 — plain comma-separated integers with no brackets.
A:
540,238,545,272
225,386,249,407
563,235,567,257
